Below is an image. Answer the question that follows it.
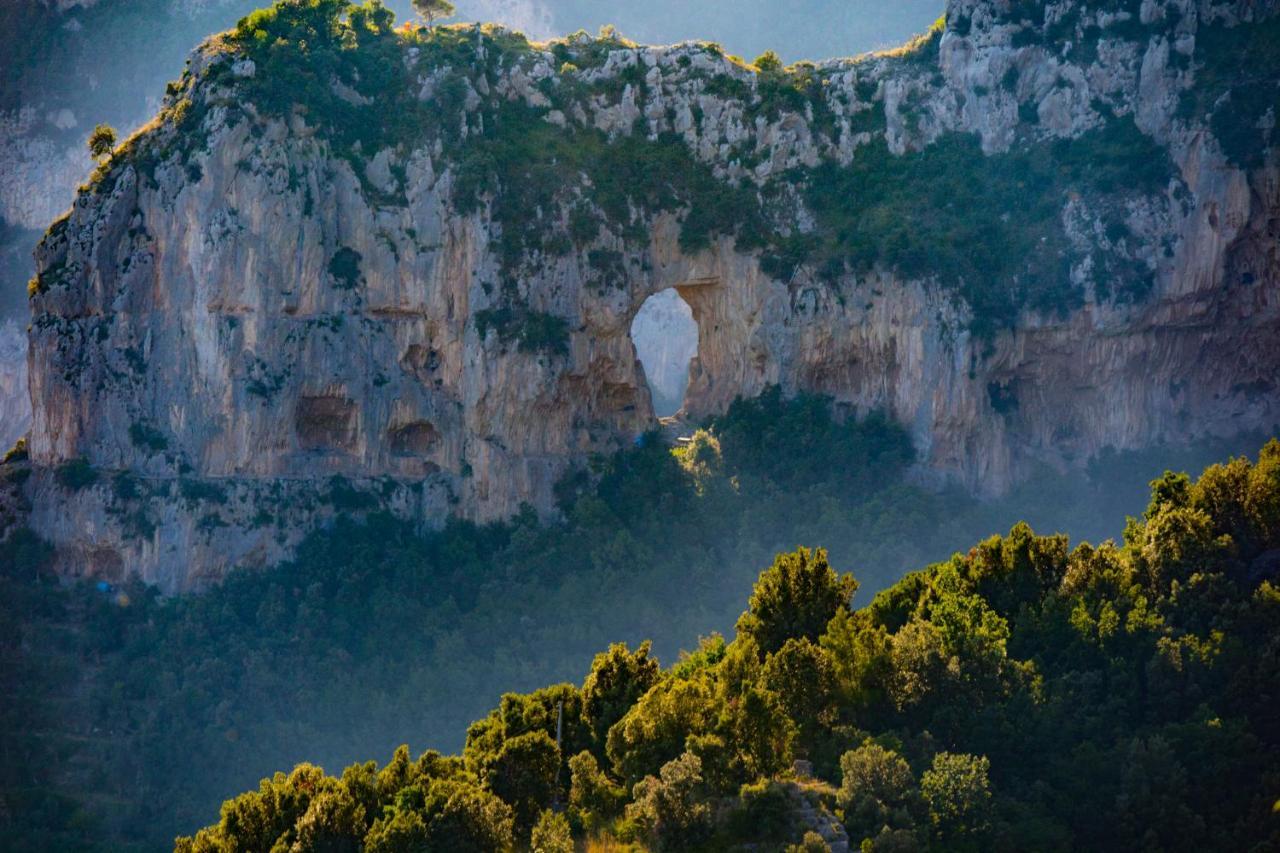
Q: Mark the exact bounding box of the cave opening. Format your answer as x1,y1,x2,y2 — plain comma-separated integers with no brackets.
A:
630,288,698,418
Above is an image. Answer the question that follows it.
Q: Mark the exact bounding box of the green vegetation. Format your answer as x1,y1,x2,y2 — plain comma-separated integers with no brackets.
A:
475,301,571,356
223,2,530,168
128,423,169,453
87,123,118,164
410,0,453,26
2,437,29,465
327,246,363,289
1,386,1272,851
800,117,1171,335
55,457,98,490
450,102,764,265
1179,15,1280,168
177,439,1280,851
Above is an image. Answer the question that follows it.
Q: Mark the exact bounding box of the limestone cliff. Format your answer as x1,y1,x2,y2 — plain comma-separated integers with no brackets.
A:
19,0,1280,591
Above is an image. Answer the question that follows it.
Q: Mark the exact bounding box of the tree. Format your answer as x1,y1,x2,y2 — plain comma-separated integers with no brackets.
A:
530,809,573,853
582,640,661,746
418,778,515,851
787,832,832,852
737,547,859,655
1114,736,1205,851
753,50,784,74
291,786,365,852
411,0,454,26
464,684,589,797
820,609,892,706
347,0,394,33
626,752,713,851
88,123,117,163
364,808,429,853
486,731,561,834
607,677,715,783
723,685,795,782
920,752,992,845
568,750,626,828
887,618,948,711
838,741,924,844
761,637,837,731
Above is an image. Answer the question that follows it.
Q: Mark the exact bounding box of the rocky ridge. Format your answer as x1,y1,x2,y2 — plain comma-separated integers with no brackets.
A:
17,0,1280,590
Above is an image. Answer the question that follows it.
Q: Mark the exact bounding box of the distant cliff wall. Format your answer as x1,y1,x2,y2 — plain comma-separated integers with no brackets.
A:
20,0,1280,590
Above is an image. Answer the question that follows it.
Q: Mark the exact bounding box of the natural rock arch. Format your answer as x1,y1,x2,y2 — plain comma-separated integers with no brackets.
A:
18,7,1280,591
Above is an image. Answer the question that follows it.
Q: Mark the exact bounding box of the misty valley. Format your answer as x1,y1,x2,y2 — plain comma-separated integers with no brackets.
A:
1,0,1279,850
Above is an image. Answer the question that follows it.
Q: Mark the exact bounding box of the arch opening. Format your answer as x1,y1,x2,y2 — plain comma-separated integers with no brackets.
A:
630,288,698,418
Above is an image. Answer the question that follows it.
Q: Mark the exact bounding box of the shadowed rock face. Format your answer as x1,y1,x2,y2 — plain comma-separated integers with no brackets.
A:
0,321,29,451
18,0,1280,591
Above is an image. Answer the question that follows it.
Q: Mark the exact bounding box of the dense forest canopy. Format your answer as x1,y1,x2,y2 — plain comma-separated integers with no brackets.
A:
173,439,1280,851
3,391,1275,850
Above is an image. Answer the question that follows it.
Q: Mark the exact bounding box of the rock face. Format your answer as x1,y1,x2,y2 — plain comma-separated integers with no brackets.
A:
0,322,30,451
19,0,1280,591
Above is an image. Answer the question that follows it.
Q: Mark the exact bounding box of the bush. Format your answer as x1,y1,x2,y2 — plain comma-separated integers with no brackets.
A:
1180,16,1280,168
726,779,794,842
530,809,572,853
328,247,362,289
2,437,28,464
475,304,571,356
128,423,168,453
56,458,97,490
178,478,228,504
921,752,992,841
714,386,914,493
804,117,1172,335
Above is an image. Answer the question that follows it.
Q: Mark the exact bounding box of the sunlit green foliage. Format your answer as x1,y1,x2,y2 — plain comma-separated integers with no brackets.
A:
530,808,573,853
87,123,117,163
737,547,858,655
173,438,1280,850
411,0,453,26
